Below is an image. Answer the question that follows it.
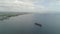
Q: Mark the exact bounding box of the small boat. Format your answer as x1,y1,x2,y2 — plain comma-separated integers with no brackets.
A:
35,23,42,27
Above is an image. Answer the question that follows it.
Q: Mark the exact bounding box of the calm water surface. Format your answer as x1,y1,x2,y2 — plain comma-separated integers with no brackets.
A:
0,13,60,34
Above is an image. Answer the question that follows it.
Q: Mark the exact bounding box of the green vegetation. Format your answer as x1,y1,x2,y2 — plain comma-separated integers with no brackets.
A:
0,12,31,21
0,14,19,17
0,12,31,17
0,14,19,21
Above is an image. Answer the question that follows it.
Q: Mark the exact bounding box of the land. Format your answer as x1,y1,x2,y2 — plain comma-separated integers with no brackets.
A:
0,12,32,21
0,12,31,17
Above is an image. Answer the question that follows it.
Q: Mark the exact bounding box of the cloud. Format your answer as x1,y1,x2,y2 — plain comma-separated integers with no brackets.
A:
0,0,60,13
0,0,35,12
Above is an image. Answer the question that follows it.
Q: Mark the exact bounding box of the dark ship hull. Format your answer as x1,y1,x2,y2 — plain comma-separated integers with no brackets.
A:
35,23,42,27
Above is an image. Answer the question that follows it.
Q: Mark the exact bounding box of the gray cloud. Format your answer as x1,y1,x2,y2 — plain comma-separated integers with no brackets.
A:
0,0,60,13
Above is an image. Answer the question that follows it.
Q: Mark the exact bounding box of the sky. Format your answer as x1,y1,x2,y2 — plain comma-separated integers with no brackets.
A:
0,0,60,13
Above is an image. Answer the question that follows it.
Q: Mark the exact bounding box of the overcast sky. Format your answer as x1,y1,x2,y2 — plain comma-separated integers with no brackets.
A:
0,0,60,13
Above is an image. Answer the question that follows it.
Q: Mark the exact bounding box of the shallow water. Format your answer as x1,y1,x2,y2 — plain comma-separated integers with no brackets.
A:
0,13,60,34
0,14,33,34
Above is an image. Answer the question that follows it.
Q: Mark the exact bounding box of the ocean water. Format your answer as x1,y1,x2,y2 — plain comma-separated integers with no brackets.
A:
33,13,60,34
0,13,60,34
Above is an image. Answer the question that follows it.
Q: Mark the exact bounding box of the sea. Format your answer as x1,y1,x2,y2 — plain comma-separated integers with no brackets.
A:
0,13,60,34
